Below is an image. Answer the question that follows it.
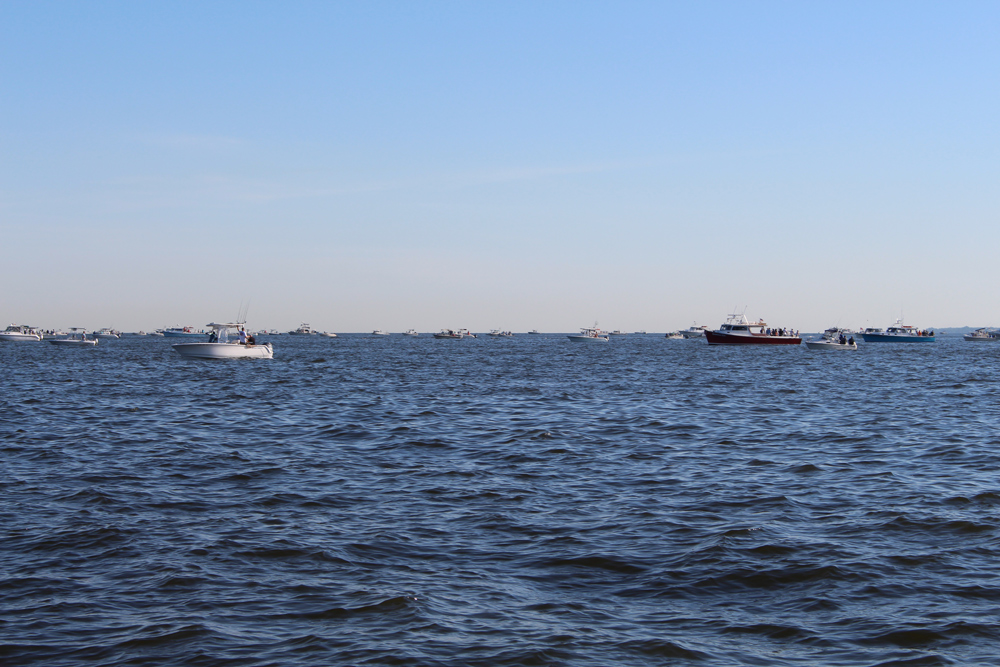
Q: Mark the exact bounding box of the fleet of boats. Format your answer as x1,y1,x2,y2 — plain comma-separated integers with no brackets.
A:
4,313,994,360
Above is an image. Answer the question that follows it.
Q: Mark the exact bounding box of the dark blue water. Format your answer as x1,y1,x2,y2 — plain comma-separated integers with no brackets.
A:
3,334,999,666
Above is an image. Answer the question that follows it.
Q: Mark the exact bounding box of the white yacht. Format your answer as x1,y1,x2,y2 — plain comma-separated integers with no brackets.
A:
568,325,610,343
172,323,273,359
664,331,684,340
48,329,98,347
608,330,628,336
0,324,43,341
288,323,316,335
372,329,390,336
319,331,338,338
402,329,419,336
93,328,121,339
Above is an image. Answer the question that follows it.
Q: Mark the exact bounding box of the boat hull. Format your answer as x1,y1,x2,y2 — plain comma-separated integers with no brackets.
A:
48,339,97,346
705,331,801,345
963,335,1000,342
859,334,934,343
163,330,206,338
172,342,274,359
567,335,609,342
0,333,42,341
805,341,857,350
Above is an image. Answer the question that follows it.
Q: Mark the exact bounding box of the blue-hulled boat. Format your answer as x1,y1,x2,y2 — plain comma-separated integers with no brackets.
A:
860,319,935,343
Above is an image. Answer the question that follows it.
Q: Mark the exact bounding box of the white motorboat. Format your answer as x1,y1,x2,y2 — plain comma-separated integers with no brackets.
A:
93,328,121,339
608,330,628,336
488,329,514,337
528,330,540,334
372,329,390,336
402,329,419,336
288,323,316,335
634,330,647,334
434,329,464,339
319,331,338,338
48,329,98,346
805,327,858,350
172,323,273,359
568,325,610,342
0,324,43,341
680,323,708,338
163,326,206,338
964,328,1000,342
664,331,684,340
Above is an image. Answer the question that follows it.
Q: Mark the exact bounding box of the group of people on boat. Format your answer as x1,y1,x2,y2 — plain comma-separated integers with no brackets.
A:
764,327,797,337
207,327,257,345
838,333,856,346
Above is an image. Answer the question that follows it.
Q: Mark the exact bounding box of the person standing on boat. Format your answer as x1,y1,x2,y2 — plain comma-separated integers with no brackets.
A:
238,327,248,345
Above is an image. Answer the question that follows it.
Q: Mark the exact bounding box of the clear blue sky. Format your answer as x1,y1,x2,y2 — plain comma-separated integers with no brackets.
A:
3,2,998,332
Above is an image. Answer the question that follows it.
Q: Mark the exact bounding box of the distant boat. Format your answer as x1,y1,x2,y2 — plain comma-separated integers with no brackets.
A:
608,330,628,336
93,328,121,339
568,324,610,343
664,331,683,340
163,326,206,338
805,327,858,350
860,319,934,343
319,331,338,338
434,329,464,339
0,324,43,342
288,323,316,335
372,329,390,336
528,330,540,334
48,328,98,347
963,328,1000,342
402,329,419,336
680,323,708,339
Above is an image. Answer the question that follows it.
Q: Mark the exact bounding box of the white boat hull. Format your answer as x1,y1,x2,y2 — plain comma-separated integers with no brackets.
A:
567,335,609,342
804,340,857,350
0,333,42,341
49,338,98,346
172,342,274,359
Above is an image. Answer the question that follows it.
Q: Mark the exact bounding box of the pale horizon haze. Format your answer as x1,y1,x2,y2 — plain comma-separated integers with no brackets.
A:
3,2,999,333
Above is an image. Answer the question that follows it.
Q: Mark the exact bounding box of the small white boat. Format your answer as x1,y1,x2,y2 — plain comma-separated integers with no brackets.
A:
528,330,540,334
634,330,647,334
964,328,1000,342
680,323,708,339
402,329,419,336
48,329,98,346
434,329,464,339
172,323,273,359
805,327,858,350
568,325,610,342
93,328,121,339
372,329,390,336
163,326,206,338
488,329,514,337
664,331,684,340
608,330,628,336
0,324,43,341
288,323,316,335
319,331,338,338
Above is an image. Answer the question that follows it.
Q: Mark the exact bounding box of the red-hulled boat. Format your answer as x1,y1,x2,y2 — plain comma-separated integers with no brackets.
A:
704,313,801,346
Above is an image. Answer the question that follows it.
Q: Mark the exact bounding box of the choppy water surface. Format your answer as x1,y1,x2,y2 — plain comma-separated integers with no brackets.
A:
2,334,999,666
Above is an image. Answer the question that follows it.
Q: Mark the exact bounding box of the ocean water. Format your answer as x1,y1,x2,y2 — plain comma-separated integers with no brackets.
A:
2,333,999,666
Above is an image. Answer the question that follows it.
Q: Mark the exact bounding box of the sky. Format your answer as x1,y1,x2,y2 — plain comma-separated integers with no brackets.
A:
2,1,999,332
